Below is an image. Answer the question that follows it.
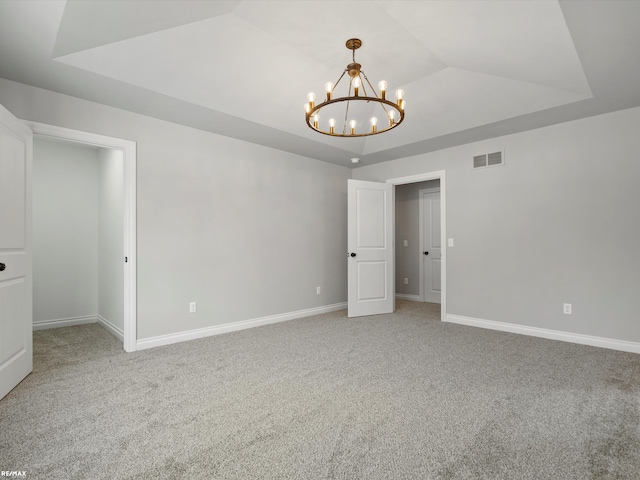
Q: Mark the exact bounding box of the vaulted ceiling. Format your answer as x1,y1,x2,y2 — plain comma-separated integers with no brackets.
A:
1,1,639,167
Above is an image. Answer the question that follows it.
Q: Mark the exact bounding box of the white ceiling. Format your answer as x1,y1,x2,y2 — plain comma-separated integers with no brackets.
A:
1,0,639,167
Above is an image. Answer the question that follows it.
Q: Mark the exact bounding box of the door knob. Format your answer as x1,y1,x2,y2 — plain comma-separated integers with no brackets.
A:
349,252,357,257
423,251,429,256
0,262,5,271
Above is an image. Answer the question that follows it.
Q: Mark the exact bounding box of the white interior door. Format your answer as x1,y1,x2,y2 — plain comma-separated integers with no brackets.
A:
0,105,32,400
420,190,441,303
348,179,394,317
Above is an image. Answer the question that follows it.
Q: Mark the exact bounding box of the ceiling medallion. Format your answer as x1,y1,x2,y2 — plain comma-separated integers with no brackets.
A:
305,38,405,137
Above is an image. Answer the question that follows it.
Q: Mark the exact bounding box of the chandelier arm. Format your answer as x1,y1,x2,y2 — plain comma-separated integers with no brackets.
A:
359,72,369,95
358,73,370,98
362,72,379,99
333,69,348,91
341,79,355,134
362,72,391,117
343,99,350,135
378,101,390,117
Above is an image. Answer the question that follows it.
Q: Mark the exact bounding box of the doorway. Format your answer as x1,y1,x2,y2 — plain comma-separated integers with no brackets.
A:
26,122,137,352
388,171,446,321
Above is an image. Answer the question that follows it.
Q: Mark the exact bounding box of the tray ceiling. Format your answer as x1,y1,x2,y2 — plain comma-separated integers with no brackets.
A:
0,1,639,167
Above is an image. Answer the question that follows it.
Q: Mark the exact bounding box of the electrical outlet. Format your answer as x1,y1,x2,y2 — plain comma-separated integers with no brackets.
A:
189,302,197,313
404,278,409,285
404,240,408,247
448,238,454,247
316,286,321,295
563,303,572,315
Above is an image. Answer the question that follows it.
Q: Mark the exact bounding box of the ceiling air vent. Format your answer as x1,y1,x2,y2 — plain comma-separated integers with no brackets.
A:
473,150,504,169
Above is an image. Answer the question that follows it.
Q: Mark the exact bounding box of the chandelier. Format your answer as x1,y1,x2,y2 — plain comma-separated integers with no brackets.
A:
304,38,405,137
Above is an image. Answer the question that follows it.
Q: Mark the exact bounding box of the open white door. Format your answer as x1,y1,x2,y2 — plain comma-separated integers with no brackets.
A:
0,105,32,400
347,179,394,317
420,189,442,304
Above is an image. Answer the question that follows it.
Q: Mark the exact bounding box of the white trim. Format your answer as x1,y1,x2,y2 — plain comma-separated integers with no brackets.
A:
387,172,443,186
24,121,138,352
445,314,640,354
137,302,347,351
387,170,446,322
33,315,97,330
97,315,124,341
395,294,421,302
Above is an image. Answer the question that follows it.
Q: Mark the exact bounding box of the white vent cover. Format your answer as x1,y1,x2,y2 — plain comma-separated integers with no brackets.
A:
473,150,504,169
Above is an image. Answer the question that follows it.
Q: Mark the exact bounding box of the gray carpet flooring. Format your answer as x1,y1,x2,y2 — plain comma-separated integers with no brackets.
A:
1,300,639,479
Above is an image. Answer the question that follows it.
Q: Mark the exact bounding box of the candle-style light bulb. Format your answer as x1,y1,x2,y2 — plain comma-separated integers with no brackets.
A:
388,110,396,126
329,118,336,134
378,80,387,100
395,88,404,107
350,119,357,135
325,82,333,101
353,77,361,97
307,92,316,109
370,116,378,133
312,113,319,129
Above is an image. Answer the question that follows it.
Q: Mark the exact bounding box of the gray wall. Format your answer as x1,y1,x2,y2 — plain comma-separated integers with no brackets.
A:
395,180,439,297
98,148,124,331
0,78,350,340
32,139,99,324
355,106,640,343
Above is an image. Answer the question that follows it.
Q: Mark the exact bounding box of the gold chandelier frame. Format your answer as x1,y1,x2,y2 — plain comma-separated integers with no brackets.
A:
304,38,405,137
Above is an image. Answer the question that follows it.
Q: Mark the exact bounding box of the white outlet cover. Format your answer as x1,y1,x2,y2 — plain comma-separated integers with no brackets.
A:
448,238,454,247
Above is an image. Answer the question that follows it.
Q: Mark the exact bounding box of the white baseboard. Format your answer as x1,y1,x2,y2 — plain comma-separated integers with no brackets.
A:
136,302,348,351
445,314,640,354
395,294,422,302
33,315,97,330
97,315,124,341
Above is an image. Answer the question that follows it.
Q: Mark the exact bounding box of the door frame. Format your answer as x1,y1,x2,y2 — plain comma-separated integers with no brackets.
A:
419,187,441,303
24,121,138,352
387,171,446,321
